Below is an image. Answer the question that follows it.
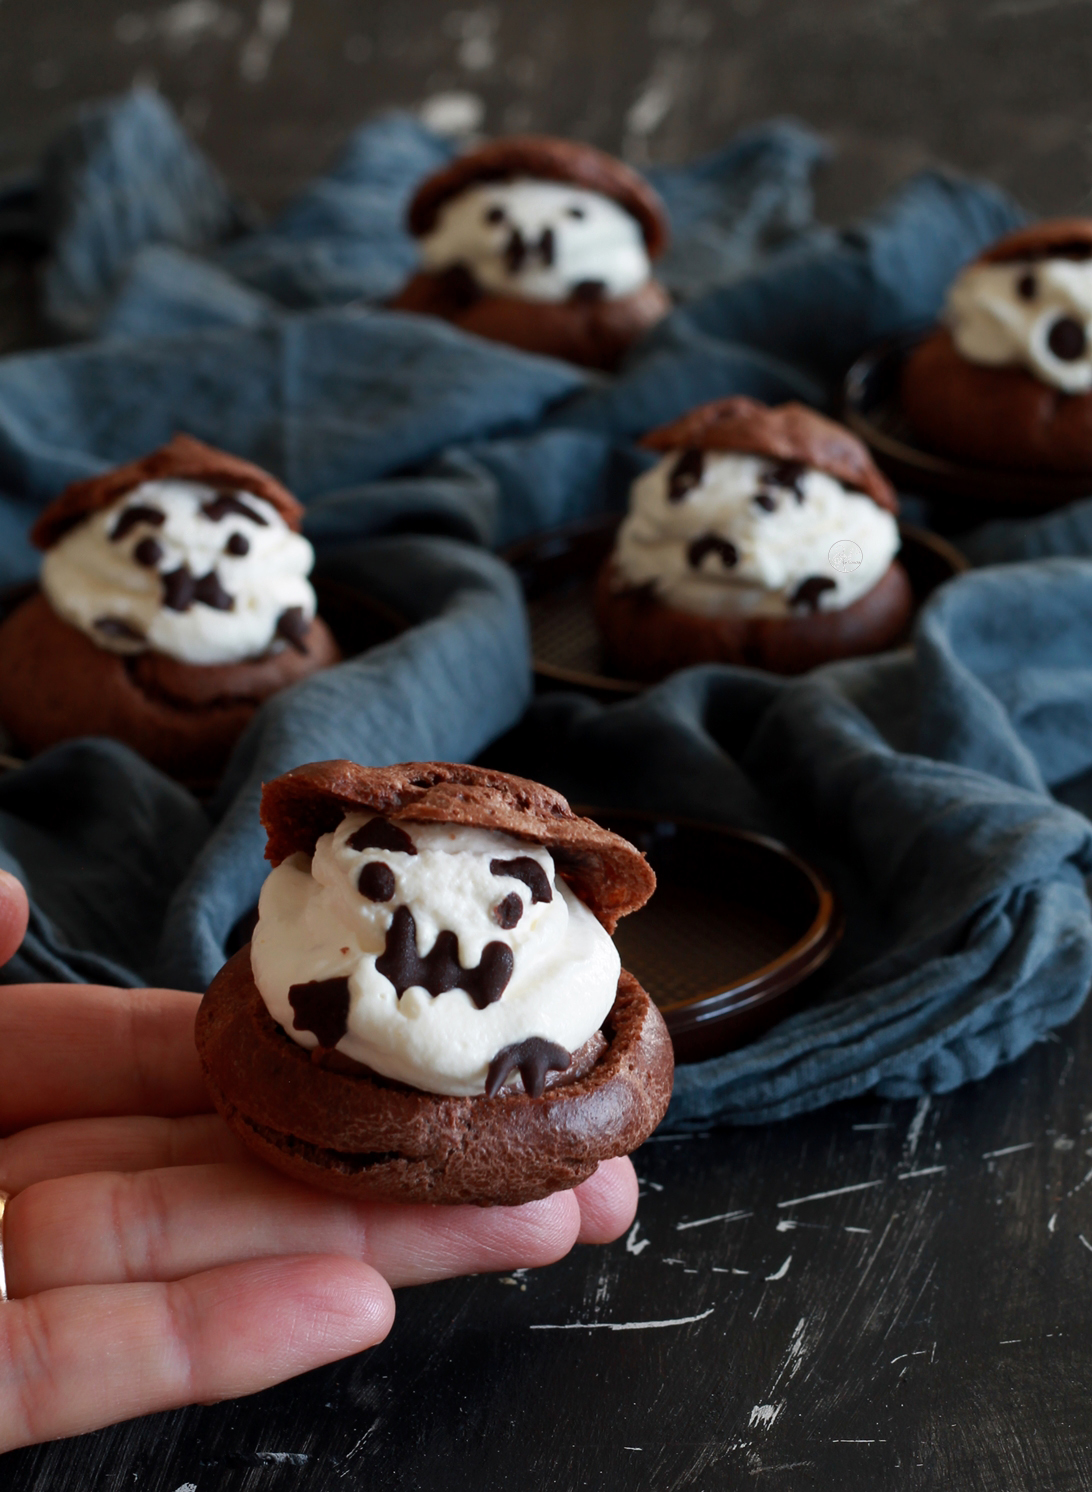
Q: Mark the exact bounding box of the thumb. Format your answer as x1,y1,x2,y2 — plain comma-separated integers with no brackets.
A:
0,870,29,967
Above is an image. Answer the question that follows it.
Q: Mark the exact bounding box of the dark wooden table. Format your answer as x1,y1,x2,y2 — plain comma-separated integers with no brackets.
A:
7,1003,1092,1490
3,5,1092,1486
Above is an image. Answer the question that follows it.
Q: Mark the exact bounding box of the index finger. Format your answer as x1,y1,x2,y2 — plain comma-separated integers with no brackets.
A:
0,984,208,1132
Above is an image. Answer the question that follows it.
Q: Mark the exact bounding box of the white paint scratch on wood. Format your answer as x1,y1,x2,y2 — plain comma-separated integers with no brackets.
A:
853,1123,894,1131
982,1142,1034,1158
845,1226,871,1234
905,1095,931,1157
899,1165,947,1179
1048,1212,1058,1233
1078,1233,1092,1255
770,1317,808,1392
676,1209,752,1232
531,1308,715,1331
1066,1164,1092,1198
831,1439,887,1444
776,1219,798,1232
765,1255,793,1282
1000,1338,1022,1344
239,0,292,82
777,1180,883,1208
625,1221,651,1256
749,1403,783,1429
419,91,485,136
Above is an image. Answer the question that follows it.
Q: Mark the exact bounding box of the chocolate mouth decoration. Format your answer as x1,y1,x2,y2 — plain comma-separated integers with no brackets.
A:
503,225,555,275
161,565,234,613
375,906,514,1008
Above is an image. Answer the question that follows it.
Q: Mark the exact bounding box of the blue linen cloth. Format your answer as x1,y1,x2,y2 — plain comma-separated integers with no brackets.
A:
3,92,1088,1130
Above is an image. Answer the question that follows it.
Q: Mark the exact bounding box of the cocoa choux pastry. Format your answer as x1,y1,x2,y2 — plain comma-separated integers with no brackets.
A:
0,434,339,782
392,135,672,370
196,760,674,1206
901,218,1092,471
595,397,912,679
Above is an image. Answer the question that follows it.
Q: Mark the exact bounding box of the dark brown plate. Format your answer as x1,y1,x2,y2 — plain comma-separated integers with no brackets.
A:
844,330,1092,514
581,807,840,1063
504,513,967,699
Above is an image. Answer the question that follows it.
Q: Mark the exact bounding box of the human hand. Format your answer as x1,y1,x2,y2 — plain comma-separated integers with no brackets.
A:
0,870,638,1451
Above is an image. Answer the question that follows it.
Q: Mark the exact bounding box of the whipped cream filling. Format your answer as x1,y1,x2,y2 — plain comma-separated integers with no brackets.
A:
419,179,651,303
40,479,317,667
946,257,1092,394
250,814,621,1097
611,451,900,619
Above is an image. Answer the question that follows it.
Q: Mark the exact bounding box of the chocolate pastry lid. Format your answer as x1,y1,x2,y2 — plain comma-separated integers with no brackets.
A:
406,135,669,260
639,396,898,513
31,433,304,550
977,217,1092,265
261,760,656,934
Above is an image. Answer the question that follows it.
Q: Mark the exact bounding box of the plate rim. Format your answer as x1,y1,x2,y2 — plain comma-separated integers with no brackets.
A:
576,805,841,1025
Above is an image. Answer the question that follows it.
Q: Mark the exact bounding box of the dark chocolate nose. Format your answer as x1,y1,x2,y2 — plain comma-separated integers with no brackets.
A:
1047,315,1087,361
503,226,557,275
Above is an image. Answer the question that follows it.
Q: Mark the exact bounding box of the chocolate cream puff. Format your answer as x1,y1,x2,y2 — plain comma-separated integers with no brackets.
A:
595,397,912,679
391,135,672,370
902,218,1092,471
196,760,674,1206
0,434,339,781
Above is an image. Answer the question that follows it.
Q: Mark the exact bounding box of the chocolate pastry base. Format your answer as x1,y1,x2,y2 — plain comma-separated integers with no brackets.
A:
594,558,914,680
391,273,671,371
0,593,340,781
196,949,675,1206
901,329,1092,473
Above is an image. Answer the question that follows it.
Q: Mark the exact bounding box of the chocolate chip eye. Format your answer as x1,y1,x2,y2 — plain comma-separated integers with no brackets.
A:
1048,315,1087,362
754,492,777,512
1017,271,1037,301
567,205,586,219
134,537,162,567
225,533,250,557
495,892,523,929
358,862,395,902
485,206,506,224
